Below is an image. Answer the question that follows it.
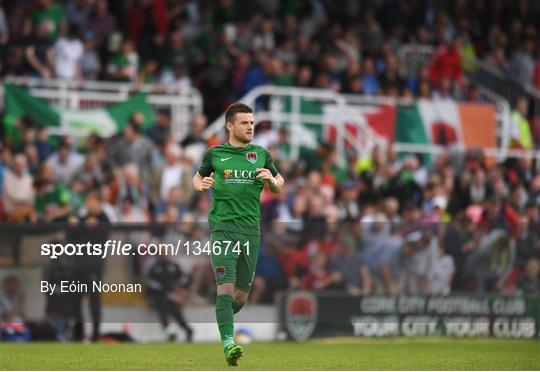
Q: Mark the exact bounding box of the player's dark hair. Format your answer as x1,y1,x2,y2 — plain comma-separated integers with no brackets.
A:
225,102,252,124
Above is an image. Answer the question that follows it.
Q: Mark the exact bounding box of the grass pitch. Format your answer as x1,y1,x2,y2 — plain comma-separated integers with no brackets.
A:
1,338,539,370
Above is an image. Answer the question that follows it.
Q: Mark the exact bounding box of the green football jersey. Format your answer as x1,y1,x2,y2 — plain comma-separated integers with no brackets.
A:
197,142,279,235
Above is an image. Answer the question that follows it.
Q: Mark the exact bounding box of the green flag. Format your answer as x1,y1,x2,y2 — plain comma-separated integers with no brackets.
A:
3,83,156,143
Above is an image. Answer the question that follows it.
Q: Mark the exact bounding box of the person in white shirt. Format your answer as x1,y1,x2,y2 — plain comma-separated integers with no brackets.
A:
148,143,193,210
400,230,439,294
53,24,83,80
428,245,455,295
46,142,85,185
159,143,184,202
3,154,36,222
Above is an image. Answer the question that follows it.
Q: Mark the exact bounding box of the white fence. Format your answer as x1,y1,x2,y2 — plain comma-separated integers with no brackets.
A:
1,78,204,141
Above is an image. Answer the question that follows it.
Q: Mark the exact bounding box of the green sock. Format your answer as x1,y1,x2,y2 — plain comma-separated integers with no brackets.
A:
232,301,245,314
215,295,235,351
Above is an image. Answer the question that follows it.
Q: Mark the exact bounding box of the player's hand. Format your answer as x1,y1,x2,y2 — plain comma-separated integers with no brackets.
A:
256,168,273,181
200,172,215,191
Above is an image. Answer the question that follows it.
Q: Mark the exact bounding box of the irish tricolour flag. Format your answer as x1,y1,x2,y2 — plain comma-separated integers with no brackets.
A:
395,98,497,152
276,95,496,161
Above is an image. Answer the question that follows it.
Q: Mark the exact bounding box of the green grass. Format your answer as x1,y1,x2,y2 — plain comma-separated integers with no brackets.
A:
1,339,539,370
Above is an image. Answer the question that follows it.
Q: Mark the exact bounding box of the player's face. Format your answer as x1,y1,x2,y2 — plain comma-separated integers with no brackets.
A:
229,112,254,144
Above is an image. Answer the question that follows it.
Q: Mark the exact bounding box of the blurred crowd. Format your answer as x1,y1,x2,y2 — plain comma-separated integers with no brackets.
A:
1,1,540,327
1,0,539,118
1,110,540,305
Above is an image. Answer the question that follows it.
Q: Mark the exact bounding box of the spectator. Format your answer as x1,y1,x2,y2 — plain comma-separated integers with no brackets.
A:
136,58,159,86
43,256,74,341
24,20,54,78
127,0,168,60
465,169,492,205
510,97,533,150
52,24,83,80
145,109,172,148
336,180,360,222
251,220,290,304
80,33,100,80
154,186,186,221
109,119,156,181
65,0,94,28
34,163,73,222
429,39,462,88
181,114,207,165
1,276,30,342
46,140,84,185
158,64,192,93
444,212,475,291
84,0,116,55
0,4,8,46
110,163,149,215
517,258,540,296
510,39,535,85
3,154,36,222
359,10,383,53
378,53,406,95
428,244,455,295
301,252,337,291
329,236,372,295
534,61,540,90
31,0,66,42
117,195,147,223
34,127,53,162
149,143,192,208
106,39,139,81
361,57,380,96
399,230,439,295
466,229,514,294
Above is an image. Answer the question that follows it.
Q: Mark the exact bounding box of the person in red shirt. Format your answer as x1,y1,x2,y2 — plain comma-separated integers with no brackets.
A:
300,252,340,290
127,0,168,58
534,61,540,90
429,39,463,89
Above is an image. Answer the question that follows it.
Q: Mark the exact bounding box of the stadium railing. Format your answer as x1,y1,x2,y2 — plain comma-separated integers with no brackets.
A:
398,44,540,124
0,77,204,142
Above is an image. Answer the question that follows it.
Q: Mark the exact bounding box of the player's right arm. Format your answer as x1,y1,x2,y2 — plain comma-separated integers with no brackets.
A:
193,148,215,192
193,172,214,192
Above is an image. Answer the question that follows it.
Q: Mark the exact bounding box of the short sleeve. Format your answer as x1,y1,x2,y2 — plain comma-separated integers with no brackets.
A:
264,149,279,177
197,148,214,177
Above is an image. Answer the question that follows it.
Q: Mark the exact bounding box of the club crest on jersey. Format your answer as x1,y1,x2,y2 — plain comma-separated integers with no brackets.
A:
246,152,258,164
215,266,226,280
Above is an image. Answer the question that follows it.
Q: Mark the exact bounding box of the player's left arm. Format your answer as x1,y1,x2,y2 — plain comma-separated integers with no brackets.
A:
256,168,284,193
257,148,284,193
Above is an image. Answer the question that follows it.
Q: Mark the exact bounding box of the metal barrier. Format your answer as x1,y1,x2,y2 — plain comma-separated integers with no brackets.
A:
204,85,540,166
204,85,383,167
0,78,204,141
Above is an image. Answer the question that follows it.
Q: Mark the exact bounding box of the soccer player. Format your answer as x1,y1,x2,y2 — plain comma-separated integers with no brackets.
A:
193,103,284,366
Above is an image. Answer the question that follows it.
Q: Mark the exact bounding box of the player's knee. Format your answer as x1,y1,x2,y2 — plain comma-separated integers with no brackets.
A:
232,301,245,314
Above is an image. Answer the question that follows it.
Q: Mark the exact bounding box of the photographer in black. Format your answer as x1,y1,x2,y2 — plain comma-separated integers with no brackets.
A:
146,254,193,342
